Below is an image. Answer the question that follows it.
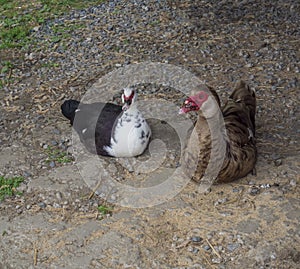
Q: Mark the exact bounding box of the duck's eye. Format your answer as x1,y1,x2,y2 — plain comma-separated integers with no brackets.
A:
185,102,192,108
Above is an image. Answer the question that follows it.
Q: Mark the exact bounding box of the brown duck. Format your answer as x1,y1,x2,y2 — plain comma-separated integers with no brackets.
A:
179,80,257,184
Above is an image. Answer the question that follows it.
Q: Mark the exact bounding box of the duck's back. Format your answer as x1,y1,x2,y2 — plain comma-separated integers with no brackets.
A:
65,101,122,156
218,81,257,182
94,103,123,156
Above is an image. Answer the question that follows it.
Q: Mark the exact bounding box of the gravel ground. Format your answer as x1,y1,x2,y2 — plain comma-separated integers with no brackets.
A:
0,0,299,268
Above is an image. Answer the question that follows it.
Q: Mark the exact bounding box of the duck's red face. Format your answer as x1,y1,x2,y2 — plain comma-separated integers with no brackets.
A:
122,91,135,105
122,89,135,110
179,98,199,114
179,91,209,114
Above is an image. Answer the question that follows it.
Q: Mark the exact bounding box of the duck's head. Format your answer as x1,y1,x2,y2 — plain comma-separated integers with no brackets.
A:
179,91,219,118
179,91,209,114
122,88,137,110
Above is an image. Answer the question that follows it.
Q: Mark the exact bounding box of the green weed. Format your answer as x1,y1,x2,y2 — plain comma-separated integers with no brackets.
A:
97,205,113,215
0,175,24,201
45,146,73,164
0,61,13,74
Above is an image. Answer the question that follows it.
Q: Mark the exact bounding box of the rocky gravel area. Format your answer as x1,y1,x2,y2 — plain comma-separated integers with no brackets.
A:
0,0,299,268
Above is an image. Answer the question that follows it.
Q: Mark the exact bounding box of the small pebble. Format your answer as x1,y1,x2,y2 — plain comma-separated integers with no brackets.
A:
218,245,224,252
187,245,194,252
51,140,58,146
17,209,23,214
236,235,244,244
214,198,228,205
172,235,178,241
191,236,203,243
184,211,192,217
32,26,40,32
23,171,31,178
249,186,260,196
192,248,199,254
227,243,240,252
203,245,211,251
110,194,116,201
42,144,49,149
203,187,212,194
53,129,61,135
260,184,271,189
56,192,62,200
271,153,281,160
38,202,47,209
232,187,240,193
135,234,144,241
274,159,282,166
219,211,233,217
212,258,221,264
107,25,114,31
53,203,61,208
49,161,56,168
206,233,214,240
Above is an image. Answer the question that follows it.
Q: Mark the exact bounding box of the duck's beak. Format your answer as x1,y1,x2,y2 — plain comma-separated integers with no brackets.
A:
122,103,129,111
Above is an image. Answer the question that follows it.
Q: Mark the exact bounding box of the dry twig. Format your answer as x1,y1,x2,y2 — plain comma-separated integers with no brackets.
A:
33,246,38,266
206,238,221,260
88,177,102,200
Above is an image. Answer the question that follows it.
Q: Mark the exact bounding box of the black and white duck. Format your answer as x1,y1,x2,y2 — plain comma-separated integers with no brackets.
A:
61,88,151,157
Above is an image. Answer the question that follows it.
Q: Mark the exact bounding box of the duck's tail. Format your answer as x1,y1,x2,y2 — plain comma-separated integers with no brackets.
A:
229,80,256,133
61,99,80,125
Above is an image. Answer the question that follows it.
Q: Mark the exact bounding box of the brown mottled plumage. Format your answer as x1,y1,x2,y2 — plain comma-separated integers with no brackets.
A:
180,80,257,184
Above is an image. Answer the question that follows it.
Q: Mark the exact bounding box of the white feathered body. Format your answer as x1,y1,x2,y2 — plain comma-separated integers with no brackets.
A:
104,105,151,157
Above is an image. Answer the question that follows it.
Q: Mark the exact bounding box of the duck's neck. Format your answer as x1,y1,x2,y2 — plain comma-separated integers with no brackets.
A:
124,103,138,113
197,98,228,185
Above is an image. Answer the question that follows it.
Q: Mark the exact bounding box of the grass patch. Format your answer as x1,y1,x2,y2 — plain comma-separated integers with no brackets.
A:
97,205,113,216
45,146,73,164
0,60,14,88
0,60,13,74
0,0,106,49
123,39,130,45
0,175,24,201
